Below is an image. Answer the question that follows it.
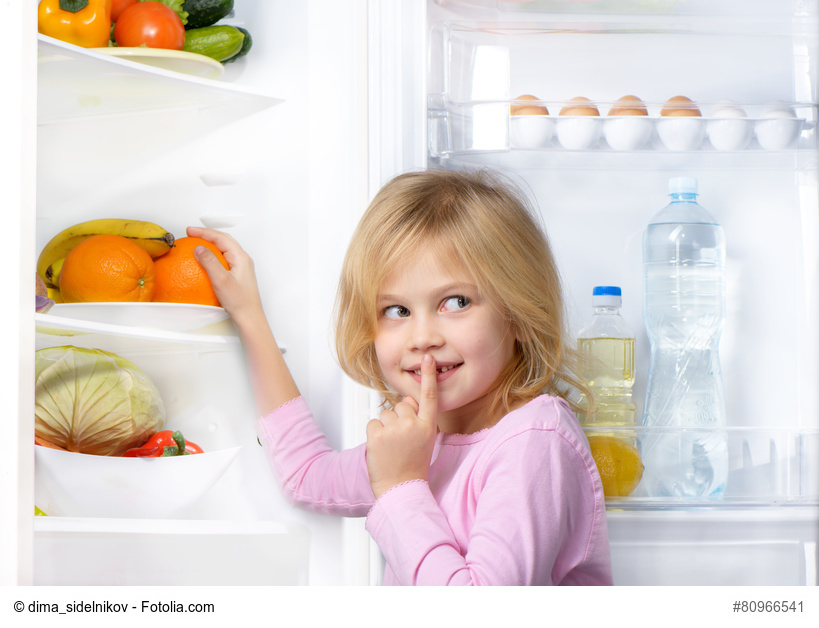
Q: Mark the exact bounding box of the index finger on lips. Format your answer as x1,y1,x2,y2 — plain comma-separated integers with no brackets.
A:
418,354,438,426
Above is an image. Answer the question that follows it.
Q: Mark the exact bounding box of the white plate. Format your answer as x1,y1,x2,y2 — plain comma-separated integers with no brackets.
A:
90,47,224,79
49,302,230,332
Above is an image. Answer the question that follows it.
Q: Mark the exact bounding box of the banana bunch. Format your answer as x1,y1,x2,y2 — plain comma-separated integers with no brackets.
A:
37,219,175,292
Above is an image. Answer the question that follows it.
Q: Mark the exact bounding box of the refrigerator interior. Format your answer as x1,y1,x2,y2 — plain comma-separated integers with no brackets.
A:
416,0,819,584
33,2,373,585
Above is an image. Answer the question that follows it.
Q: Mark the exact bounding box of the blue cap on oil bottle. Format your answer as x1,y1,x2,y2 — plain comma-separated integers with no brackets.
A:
592,286,622,306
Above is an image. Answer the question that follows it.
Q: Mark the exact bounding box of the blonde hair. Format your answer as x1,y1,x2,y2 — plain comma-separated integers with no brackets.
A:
334,168,589,416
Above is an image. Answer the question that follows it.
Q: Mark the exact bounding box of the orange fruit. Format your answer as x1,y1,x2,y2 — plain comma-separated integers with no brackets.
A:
59,234,155,303
152,236,228,306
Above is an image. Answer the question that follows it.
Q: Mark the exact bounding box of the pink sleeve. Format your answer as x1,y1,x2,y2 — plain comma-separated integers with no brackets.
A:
255,397,375,517
365,427,611,586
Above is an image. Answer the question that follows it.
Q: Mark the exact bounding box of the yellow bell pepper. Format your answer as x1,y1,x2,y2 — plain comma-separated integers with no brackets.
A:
38,0,113,49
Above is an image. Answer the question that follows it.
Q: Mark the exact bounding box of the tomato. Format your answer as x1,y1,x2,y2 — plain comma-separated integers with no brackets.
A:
111,0,139,22
114,1,185,50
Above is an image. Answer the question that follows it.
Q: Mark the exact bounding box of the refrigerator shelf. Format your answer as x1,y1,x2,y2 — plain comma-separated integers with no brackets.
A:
430,147,819,174
583,426,819,508
434,0,818,25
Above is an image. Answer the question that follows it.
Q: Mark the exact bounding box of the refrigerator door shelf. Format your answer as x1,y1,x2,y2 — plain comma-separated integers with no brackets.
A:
431,102,815,157
37,34,283,186
34,311,242,347
44,302,231,333
89,46,225,80
37,35,281,125
34,446,242,520
33,517,310,586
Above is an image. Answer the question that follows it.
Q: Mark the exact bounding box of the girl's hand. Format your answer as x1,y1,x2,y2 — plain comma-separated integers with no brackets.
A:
365,354,438,499
187,226,264,325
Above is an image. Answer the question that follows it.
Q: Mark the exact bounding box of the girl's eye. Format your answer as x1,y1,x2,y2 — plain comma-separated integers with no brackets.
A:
382,305,410,319
442,295,470,312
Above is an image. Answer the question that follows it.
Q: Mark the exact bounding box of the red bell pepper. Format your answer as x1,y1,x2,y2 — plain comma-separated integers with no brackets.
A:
123,430,203,457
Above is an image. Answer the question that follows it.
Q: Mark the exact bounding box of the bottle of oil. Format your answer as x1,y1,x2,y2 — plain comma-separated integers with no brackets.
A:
576,286,636,430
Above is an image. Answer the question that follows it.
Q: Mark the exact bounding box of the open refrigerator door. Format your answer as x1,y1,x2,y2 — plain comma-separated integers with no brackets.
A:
27,1,373,587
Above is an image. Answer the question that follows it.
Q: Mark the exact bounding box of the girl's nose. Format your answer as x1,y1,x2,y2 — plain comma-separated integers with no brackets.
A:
410,316,444,351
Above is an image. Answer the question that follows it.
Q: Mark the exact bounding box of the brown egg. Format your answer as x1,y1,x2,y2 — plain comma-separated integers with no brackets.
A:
560,97,599,117
661,96,701,117
510,94,549,116
609,95,648,117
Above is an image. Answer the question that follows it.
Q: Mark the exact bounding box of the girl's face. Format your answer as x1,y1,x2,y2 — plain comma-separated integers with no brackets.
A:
374,245,517,434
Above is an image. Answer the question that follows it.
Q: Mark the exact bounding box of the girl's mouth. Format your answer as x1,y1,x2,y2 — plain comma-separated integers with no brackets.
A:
413,364,457,375
408,363,461,382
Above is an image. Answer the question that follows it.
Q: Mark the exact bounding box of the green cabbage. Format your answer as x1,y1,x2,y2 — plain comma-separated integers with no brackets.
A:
35,346,165,456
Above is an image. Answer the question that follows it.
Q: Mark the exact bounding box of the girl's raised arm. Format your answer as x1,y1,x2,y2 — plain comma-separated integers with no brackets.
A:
188,226,300,416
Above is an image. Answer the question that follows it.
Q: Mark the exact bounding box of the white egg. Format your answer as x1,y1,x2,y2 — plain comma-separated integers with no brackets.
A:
707,100,751,150
757,101,802,149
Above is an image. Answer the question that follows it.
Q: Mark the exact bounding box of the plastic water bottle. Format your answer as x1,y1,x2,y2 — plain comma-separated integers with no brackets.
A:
576,287,636,432
641,177,728,498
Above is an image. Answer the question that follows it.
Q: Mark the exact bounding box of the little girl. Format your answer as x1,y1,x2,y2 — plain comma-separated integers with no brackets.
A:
189,168,612,586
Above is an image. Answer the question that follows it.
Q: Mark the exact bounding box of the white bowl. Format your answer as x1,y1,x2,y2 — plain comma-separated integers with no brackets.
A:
556,117,602,150
604,116,653,150
707,118,752,150
35,445,241,518
657,117,705,151
755,118,803,150
510,115,555,149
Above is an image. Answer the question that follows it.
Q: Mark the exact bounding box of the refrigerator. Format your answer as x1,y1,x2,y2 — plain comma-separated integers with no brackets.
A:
3,0,819,592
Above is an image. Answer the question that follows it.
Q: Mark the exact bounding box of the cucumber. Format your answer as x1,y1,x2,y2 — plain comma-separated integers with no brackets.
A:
184,0,234,30
223,27,252,63
183,25,244,62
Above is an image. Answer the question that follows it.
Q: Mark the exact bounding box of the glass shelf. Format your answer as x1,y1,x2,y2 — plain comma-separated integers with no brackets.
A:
583,426,819,509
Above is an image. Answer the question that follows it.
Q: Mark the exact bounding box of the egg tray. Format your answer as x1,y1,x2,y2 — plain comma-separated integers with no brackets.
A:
509,112,809,151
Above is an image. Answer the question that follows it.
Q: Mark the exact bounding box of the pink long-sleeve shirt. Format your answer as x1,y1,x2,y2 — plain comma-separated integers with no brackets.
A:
256,394,612,586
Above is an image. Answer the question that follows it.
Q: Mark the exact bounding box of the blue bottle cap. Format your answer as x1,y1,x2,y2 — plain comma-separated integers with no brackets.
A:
592,286,621,296
591,286,622,307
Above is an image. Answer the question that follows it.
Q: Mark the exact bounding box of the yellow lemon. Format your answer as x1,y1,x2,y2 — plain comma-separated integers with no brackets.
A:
587,435,644,497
